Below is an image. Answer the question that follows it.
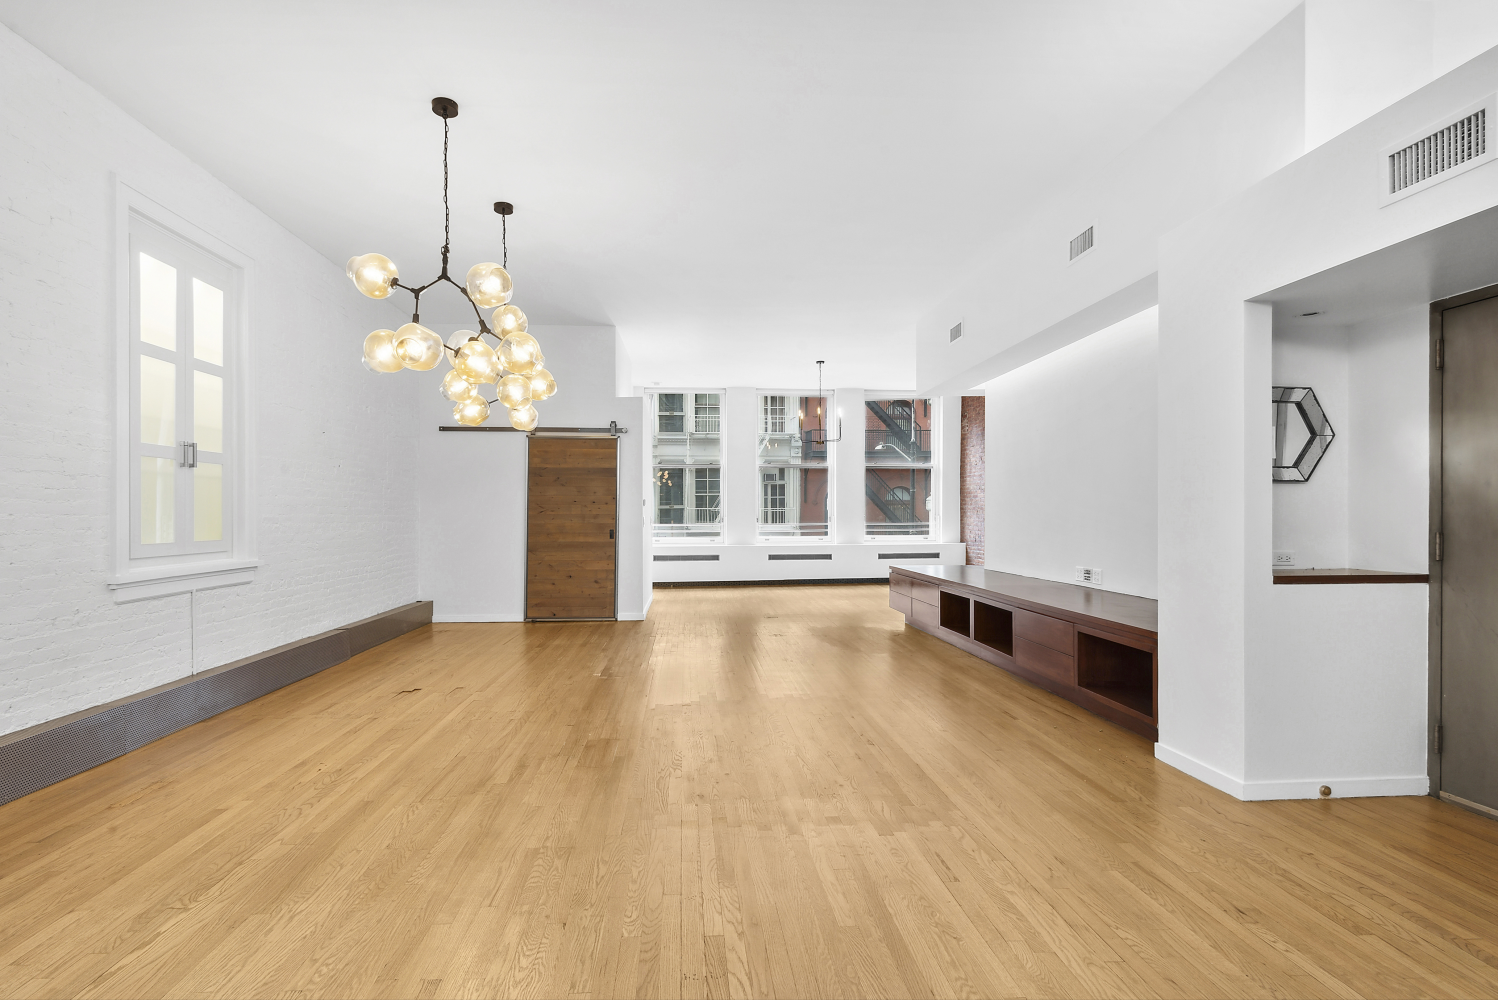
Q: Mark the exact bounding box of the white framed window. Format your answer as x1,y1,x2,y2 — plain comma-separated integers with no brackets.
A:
756,391,829,538
864,396,934,537
650,389,723,539
110,183,256,602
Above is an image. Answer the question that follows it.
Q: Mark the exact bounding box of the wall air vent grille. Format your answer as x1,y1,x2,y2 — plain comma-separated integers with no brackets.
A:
1381,96,1497,205
1390,108,1485,194
949,322,963,343
1069,226,1094,261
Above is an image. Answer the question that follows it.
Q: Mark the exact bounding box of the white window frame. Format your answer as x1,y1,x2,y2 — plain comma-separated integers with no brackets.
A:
755,389,831,539
649,388,725,541
863,392,936,539
110,181,257,602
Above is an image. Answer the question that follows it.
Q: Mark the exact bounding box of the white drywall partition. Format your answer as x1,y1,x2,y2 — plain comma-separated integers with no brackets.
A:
1271,308,1430,572
1347,309,1430,572
1157,44,1498,799
982,308,1159,599
1271,326,1352,569
916,7,1306,396
1304,0,1435,150
415,326,650,621
0,24,420,737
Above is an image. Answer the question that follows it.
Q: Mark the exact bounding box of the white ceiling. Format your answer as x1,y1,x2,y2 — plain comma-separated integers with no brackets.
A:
1,0,1299,388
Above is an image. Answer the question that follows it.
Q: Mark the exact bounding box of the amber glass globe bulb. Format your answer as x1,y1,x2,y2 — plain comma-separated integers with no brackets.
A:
441,369,479,403
499,332,543,375
444,329,475,368
362,329,403,373
454,338,501,384
393,322,443,371
465,262,513,308
346,253,398,299
491,304,528,337
496,373,532,409
528,367,557,400
454,396,491,426
509,402,539,432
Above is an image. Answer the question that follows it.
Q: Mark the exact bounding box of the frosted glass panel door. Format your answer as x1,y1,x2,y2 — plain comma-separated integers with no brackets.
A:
129,218,233,559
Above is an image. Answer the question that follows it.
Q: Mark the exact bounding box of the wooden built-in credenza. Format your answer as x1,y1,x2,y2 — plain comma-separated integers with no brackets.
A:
890,565,1158,739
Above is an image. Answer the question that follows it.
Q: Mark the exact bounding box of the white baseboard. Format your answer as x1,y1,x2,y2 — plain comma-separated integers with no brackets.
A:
618,611,647,621
1154,743,1244,798
1155,744,1429,800
1241,775,1428,800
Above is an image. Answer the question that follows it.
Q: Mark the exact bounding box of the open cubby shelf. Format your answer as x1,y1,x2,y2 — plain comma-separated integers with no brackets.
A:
1076,631,1154,720
890,567,1157,739
972,601,1013,656
939,591,971,635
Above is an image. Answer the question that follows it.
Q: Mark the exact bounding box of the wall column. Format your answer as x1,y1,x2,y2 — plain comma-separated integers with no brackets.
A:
723,387,759,545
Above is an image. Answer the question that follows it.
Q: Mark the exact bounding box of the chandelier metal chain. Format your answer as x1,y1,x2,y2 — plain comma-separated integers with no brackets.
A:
345,97,556,429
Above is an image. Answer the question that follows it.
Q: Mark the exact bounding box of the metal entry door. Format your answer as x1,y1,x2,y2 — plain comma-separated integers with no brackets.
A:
1440,294,1498,813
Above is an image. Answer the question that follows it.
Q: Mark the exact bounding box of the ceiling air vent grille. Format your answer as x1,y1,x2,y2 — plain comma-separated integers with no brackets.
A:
949,322,963,343
1069,226,1094,261
1390,108,1485,194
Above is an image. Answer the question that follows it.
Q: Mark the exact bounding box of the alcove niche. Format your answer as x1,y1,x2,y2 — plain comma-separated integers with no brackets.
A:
1270,307,1428,574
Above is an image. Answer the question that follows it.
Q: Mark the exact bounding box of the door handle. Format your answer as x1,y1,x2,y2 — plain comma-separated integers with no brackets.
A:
609,529,615,539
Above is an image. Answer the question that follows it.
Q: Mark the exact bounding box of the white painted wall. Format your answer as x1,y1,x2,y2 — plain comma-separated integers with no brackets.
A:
1348,308,1430,571
1243,583,1428,798
416,326,650,621
0,24,420,737
1304,0,1435,151
1304,1,1498,152
1156,44,1498,800
916,7,1306,396
981,308,1159,599
1271,326,1351,568
1272,308,1429,571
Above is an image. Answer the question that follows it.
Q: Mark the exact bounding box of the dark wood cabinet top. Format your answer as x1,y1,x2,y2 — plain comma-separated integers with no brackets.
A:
1272,568,1430,584
890,565,1157,636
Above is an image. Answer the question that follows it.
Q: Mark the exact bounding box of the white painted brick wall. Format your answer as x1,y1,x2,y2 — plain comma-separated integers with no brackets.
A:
0,24,420,737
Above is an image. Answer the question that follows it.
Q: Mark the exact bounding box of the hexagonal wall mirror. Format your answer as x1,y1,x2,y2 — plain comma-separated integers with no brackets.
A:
1272,386,1335,482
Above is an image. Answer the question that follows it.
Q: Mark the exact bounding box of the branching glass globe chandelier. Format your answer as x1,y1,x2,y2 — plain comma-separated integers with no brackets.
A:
347,96,555,430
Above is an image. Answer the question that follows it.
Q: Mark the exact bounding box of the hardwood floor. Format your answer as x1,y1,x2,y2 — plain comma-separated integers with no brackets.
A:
2,583,1497,999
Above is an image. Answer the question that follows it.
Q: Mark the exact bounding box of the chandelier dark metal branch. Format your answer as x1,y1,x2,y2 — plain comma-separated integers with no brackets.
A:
346,96,555,429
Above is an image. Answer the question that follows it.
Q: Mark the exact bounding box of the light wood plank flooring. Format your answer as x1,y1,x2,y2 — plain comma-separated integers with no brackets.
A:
2,583,1497,999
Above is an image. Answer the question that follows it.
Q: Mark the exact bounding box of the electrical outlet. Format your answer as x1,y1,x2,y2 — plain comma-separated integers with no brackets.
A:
1075,566,1103,585
1274,551,1295,567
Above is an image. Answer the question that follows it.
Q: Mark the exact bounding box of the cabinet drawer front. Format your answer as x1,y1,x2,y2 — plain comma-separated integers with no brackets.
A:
889,590,912,615
890,573,914,596
911,598,939,630
1015,637,1075,685
1014,609,1074,654
909,580,940,606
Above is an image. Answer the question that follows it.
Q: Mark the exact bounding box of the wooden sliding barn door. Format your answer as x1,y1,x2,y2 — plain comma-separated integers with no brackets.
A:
526,436,619,620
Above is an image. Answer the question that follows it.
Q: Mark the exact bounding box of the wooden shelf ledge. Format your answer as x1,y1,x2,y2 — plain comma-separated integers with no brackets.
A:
1272,568,1430,585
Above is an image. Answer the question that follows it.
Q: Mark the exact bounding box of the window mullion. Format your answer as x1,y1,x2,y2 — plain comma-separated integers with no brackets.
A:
176,269,193,554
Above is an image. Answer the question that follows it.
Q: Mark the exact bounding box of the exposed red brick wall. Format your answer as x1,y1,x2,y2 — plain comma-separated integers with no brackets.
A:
960,396,986,566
